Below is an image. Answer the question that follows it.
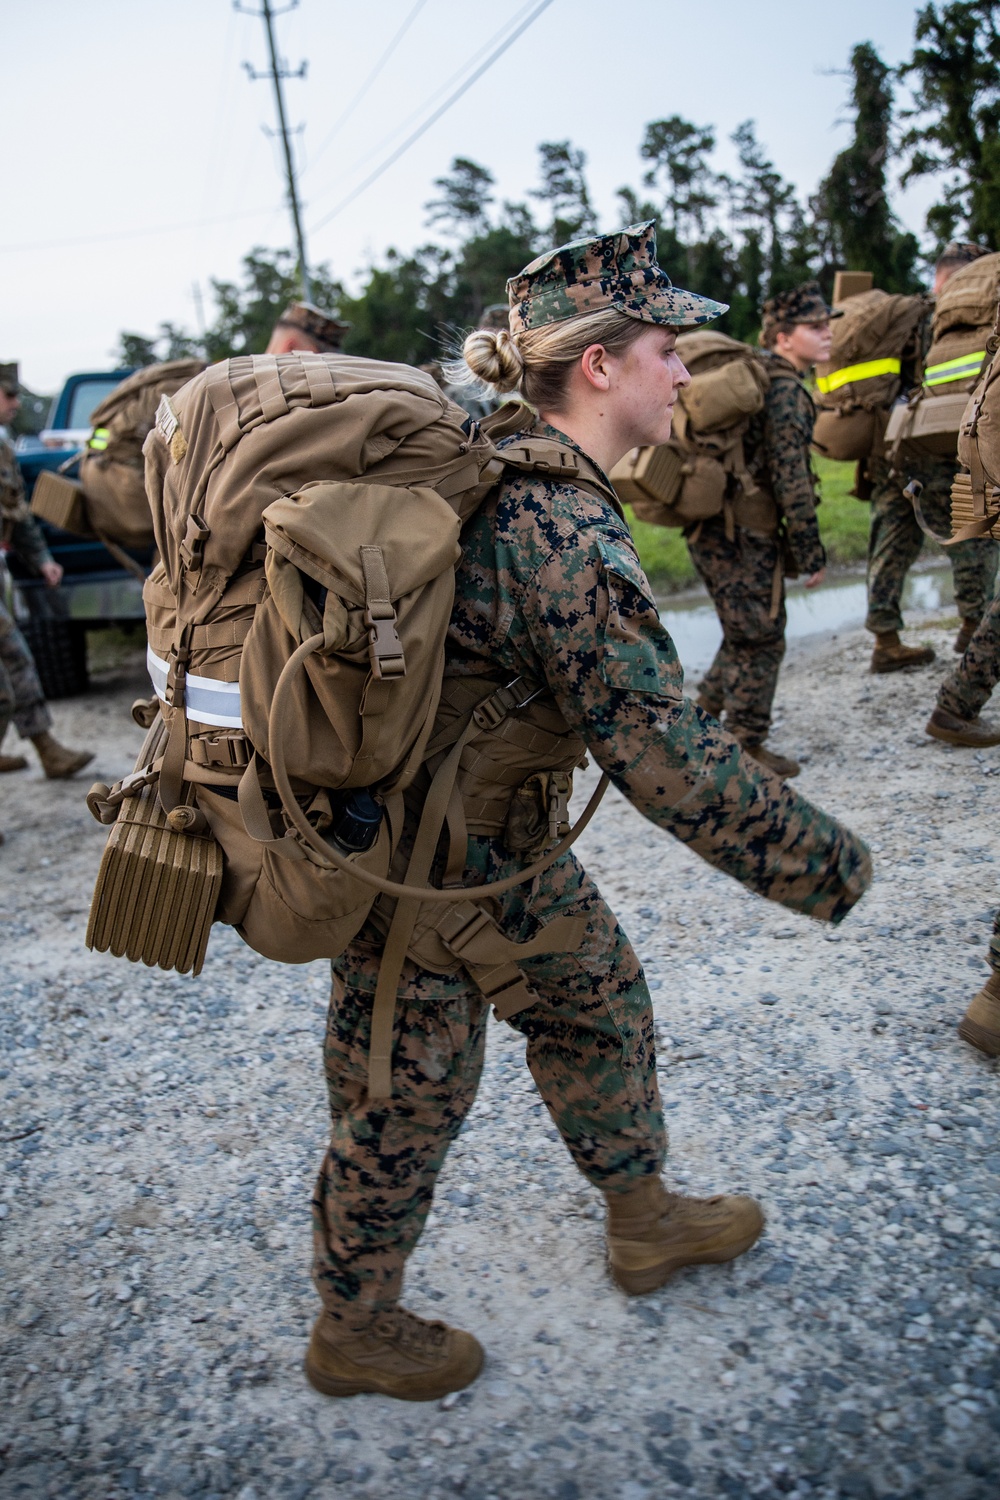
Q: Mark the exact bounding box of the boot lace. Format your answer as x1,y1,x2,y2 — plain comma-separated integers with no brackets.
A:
373,1307,447,1353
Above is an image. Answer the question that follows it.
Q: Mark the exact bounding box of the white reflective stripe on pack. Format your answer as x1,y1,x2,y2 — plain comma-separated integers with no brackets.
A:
147,647,243,728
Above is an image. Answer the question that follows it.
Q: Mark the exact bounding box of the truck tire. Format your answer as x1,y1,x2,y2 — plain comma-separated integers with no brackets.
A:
21,619,89,700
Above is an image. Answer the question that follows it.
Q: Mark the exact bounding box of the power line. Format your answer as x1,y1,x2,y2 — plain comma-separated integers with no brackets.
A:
310,0,555,234
306,0,429,171
309,0,544,206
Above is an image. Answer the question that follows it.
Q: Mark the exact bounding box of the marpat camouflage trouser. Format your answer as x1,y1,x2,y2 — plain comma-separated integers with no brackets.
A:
686,520,785,746
866,468,998,635
988,911,1000,975
0,599,50,743
312,836,665,1321
937,586,1000,721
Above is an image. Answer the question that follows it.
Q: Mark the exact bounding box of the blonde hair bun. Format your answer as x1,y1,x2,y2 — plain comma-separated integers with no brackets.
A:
461,328,524,394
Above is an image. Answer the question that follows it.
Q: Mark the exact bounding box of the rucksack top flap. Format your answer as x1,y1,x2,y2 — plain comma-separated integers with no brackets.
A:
822,290,928,367
262,480,462,606
89,358,207,432
675,330,755,372
933,252,1000,339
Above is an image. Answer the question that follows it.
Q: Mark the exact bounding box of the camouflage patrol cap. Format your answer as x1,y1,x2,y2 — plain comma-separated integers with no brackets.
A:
0,362,18,396
506,220,727,334
479,303,510,333
275,302,350,352
936,240,989,267
760,281,842,340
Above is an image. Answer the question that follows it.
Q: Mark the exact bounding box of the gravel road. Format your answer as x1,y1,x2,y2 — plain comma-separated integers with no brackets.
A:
1,605,997,1500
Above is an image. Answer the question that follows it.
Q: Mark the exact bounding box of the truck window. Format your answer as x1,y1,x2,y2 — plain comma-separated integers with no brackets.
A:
63,378,124,429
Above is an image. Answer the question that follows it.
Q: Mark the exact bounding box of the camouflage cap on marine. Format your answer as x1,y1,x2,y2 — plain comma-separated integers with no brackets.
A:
275,302,351,352
760,281,842,341
0,362,18,396
937,240,990,266
507,220,727,334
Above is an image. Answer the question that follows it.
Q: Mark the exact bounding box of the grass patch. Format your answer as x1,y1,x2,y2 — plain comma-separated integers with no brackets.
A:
629,456,872,591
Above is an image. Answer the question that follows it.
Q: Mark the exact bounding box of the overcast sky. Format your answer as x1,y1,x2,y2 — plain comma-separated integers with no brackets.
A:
4,0,935,392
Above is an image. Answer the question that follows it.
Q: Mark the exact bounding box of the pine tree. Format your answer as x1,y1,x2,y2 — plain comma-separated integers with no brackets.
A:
812,42,921,292
898,1,1000,248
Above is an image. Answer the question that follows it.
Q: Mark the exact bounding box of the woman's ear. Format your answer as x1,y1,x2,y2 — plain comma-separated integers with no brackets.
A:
579,343,612,392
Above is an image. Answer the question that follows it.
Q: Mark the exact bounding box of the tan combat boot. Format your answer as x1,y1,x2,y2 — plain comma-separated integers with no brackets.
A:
304,1306,484,1401
926,707,1000,748
606,1178,765,1295
958,971,1000,1057
870,631,935,673
30,732,94,780
740,742,800,779
0,752,28,772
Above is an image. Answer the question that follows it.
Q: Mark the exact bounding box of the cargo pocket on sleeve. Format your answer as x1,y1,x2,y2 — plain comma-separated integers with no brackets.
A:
596,539,683,699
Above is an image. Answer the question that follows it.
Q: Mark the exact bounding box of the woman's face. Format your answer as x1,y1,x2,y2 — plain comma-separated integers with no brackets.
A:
609,325,691,449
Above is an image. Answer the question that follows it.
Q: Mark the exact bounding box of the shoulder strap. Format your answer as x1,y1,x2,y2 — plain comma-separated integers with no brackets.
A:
499,436,624,518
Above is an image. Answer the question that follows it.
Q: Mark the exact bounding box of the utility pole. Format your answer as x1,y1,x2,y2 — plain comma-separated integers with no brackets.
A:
237,0,313,303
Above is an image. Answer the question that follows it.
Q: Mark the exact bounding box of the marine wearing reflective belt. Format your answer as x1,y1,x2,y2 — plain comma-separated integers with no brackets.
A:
0,362,93,801
864,241,998,671
302,226,872,1403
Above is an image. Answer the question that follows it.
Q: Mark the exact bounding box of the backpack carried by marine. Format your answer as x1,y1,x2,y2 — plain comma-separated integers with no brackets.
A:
609,330,781,536
811,278,929,465
31,360,207,555
950,298,1000,543
84,352,615,1095
885,251,1000,464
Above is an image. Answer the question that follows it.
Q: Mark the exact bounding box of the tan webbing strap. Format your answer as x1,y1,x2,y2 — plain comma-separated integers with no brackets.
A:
353,674,395,778
299,351,337,406
908,480,997,546
434,904,590,1021
94,530,149,583
442,783,469,888
204,361,243,452
253,355,290,423
237,752,307,859
360,544,405,680
368,715,483,1097
157,709,189,816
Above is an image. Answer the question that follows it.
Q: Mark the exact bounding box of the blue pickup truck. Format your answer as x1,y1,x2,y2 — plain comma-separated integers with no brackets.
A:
9,368,153,697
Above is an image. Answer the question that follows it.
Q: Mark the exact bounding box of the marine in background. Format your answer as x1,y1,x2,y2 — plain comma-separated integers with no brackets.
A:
265,301,350,356
0,364,93,828
692,283,833,779
863,242,998,672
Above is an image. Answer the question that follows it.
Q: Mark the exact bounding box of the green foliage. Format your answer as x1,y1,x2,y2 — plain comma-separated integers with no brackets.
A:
812,44,923,293
116,322,203,368
899,1,1000,248
204,247,346,360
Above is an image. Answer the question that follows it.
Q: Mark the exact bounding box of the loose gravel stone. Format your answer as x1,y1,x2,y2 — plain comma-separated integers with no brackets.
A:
1,614,998,1498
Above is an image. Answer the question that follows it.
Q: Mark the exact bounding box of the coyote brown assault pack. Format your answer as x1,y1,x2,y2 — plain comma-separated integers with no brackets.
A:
42,360,207,550
812,288,929,464
85,352,612,1095
610,331,777,535
885,252,1000,462
950,307,1000,543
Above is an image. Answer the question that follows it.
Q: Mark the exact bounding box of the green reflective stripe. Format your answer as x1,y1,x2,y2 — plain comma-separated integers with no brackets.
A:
815,358,901,394
88,427,110,451
924,351,987,387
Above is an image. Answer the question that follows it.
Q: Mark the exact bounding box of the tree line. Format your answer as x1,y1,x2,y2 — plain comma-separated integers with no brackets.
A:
118,1,999,370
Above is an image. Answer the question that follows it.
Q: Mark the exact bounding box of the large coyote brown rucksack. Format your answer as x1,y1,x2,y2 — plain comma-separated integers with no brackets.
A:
611,331,777,535
949,309,1000,543
812,289,929,463
79,359,207,548
85,353,613,1095
885,252,1000,463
